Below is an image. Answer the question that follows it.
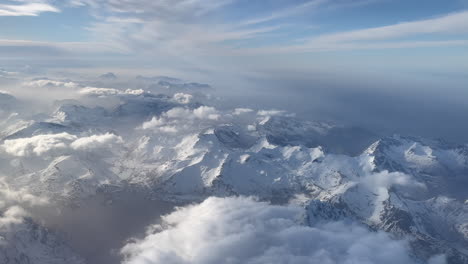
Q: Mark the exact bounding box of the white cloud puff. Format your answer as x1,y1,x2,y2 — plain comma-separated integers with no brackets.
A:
192,106,220,120
79,87,121,96
233,108,254,115
125,89,146,95
79,87,146,96
141,106,221,134
1,133,77,157
173,93,193,104
2,133,123,157
0,3,59,17
24,79,80,89
0,180,49,210
165,106,220,120
121,196,419,264
0,206,28,227
70,133,123,151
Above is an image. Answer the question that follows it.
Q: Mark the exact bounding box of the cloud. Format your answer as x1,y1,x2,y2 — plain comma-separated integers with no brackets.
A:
1,132,123,157
125,89,145,95
79,87,121,96
0,206,29,228
0,199,85,264
0,180,48,241
24,79,81,89
70,133,123,151
192,106,220,120
121,196,419,264
239,0,327,26
0,180,49,210
140,106,221,135
309,11,468,44
79,87,146,96
246,10,468,54
74,0,233,20
1,132,77,157
173,93,193,104
233,108,254,115
0,39,124,59
0,2,59,16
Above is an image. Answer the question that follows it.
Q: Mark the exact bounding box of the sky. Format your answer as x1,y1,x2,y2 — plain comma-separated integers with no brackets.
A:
1,0,468,142
1,0,467,73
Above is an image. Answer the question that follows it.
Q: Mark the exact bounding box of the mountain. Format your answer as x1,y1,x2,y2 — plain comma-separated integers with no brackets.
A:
99,73,117,80
0,208,85,264
0,80,466,263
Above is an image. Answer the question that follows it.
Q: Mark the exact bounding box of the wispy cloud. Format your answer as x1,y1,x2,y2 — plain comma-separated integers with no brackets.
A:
80,0,285,57
0,2,59,16
1,0,467,74
236,10,468,54
239,0,328,26
308,10,468,43
0,39,123,57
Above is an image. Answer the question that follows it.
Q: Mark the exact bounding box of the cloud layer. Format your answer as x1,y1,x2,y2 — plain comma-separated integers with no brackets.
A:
1,132,123,157
121,196,419,264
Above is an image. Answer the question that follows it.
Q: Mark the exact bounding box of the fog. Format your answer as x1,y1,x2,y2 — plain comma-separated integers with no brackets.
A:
28,191,179,264
212,69,468,144
3,65,467,145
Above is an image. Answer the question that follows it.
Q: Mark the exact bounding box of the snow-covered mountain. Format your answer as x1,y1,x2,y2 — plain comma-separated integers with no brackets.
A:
0,78,466,263
0,207,85,264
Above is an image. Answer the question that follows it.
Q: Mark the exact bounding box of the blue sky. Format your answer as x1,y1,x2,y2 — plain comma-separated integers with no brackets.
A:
0,0,467,79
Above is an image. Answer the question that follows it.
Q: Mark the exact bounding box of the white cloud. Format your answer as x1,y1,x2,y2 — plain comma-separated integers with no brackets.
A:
257,109,289,116
140,106,221,135
0,2,59,16
79,87,120,96
79,87,146,96
164,106,220,121
193,106,220,120
70,133,123,151
1,133,77,157
173,93,193,104
141,116,167,130
239,0,326,26
247,10,468,53
2,133,123,157
125,89,145,95
233,108,254,115
0,180,49,210
121,196,419,264
74,0,233,20
310,11,468,44
24,79,81,89
0,206,28,227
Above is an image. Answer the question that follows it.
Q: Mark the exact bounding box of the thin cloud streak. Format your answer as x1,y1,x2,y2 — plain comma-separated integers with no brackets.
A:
239,0,328,26
0,2,59,16
308,10,468,43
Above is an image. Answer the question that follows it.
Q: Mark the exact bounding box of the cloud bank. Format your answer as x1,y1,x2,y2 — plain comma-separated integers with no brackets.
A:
1,132,123,157
121,196,420,264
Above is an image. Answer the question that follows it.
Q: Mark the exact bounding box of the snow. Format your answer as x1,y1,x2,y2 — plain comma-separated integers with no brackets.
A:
0,78,466,263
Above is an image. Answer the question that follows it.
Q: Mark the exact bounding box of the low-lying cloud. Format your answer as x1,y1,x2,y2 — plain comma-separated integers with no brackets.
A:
121,196,422,264
1,132,123,157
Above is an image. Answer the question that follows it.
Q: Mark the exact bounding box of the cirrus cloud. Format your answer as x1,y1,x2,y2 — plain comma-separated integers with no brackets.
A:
0,2,59,17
